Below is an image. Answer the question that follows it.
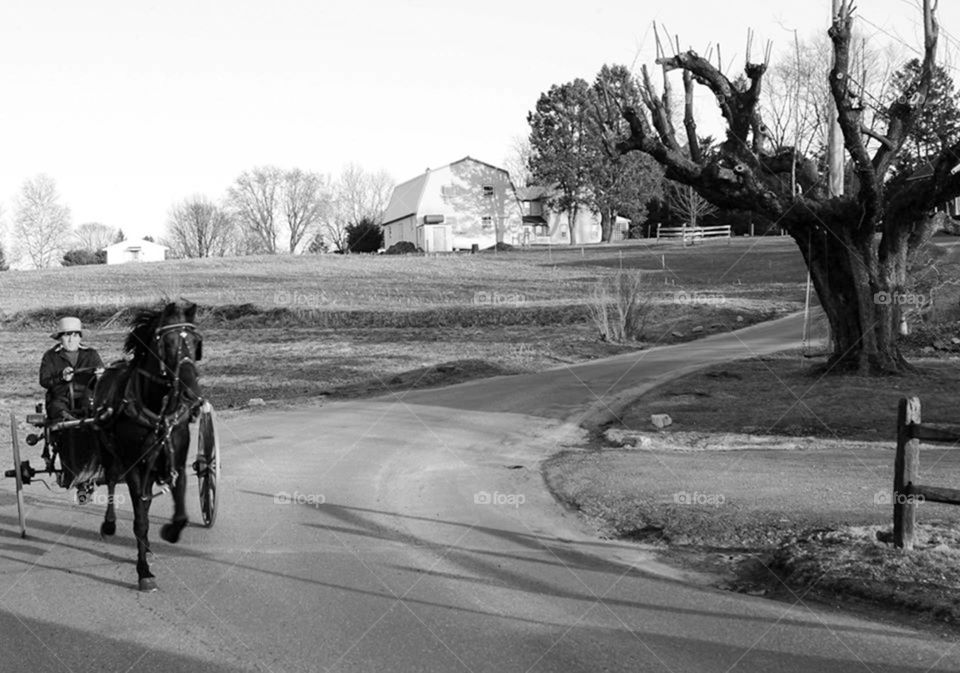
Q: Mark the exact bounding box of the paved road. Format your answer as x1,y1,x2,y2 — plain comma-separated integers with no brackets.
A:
2,312,958,672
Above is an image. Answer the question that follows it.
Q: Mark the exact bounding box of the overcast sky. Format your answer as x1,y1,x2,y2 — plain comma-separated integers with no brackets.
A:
1,0,958,243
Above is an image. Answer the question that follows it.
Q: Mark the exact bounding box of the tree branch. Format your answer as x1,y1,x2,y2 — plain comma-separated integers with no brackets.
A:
829,0,879,232
682,69,702,163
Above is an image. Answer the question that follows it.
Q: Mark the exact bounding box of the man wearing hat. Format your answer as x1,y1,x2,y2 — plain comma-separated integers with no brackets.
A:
39,317,105,421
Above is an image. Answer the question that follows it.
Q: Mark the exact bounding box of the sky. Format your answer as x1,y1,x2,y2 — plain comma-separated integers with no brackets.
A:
1,0,958,245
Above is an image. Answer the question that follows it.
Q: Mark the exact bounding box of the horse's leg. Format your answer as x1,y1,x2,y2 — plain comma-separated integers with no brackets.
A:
100,481,117,537
160,464,188,544
128,475,156,592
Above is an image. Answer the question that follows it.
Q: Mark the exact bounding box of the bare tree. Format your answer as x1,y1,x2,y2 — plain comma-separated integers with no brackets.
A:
227,166,282,254
166,196,236,258
72,222,117,252
503,135,534,188
324,164,394,251
612,0,960,373
763,33,902,157
334,164,393,225
13,174,71,269
282,169,331,253
665,181,717,228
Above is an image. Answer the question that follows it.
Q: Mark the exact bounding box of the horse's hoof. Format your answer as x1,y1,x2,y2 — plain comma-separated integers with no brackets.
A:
138,577,158,592
100,520,116,537
160,521,186,544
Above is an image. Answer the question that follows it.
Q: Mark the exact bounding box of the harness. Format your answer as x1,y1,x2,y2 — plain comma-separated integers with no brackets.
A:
104,321,203,492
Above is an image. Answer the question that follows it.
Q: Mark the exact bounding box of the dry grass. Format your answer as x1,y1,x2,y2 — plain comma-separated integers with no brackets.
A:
616,353,960,441
0,238,808,317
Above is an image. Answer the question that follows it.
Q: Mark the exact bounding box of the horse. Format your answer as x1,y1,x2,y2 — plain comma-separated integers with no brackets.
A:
93,300,204,591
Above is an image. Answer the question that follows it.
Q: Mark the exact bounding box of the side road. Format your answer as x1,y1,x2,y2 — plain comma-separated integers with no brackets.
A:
399,309,825,424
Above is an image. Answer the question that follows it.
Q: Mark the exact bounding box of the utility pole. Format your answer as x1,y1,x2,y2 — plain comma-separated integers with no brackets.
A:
827,0,845,199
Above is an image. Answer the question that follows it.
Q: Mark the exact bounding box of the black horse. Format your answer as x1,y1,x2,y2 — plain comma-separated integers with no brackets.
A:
93,300,203,591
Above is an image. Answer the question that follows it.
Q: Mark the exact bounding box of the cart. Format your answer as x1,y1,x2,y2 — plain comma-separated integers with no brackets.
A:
4,373,220,537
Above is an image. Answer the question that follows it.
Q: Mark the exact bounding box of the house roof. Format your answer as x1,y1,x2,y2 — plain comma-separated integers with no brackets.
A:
515,185,552,201
381,156,514,226
104,238,167,252
381,172,429,226
906,160,960,182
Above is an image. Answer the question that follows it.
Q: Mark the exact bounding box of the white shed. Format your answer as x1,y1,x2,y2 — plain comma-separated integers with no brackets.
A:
104,239,167,264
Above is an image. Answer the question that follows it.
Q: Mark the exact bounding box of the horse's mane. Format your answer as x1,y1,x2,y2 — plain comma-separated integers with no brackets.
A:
124,307,162,362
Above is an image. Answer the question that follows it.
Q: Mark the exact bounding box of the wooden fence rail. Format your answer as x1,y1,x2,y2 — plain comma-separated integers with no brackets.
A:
655,224,731,242
893,396,960,549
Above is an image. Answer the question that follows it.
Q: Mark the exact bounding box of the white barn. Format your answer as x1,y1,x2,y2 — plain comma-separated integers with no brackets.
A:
381,156,525,252
104,238,167,264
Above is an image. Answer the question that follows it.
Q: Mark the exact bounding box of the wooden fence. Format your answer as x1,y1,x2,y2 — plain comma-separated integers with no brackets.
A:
893,396,960,549
655,224,731,242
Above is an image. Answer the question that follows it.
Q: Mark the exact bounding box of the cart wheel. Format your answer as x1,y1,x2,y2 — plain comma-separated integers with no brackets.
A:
196,402,220,527
9,413,27,538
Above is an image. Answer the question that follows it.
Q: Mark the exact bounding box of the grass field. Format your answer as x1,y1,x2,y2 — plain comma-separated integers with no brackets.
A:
0,237,807,417
0,237,808,317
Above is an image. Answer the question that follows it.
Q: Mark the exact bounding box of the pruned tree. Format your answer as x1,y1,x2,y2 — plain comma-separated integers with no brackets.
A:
282,169,331,253
166,195,237,258
72,222,117,252
13,174,72,269
0,242,9,271
528,79,596,244
590,65,664,240
610,0,960,373
228,166,282,254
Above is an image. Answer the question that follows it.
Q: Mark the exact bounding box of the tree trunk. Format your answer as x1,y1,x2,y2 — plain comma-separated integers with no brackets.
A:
600,208,613,243
567,206,578,245
795,225,909,373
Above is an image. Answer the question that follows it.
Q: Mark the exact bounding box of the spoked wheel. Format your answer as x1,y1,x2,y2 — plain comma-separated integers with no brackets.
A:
194,402,220,527
8,413,27,538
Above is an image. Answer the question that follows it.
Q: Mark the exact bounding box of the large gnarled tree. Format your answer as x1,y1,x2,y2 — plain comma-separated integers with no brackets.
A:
612,0,960,373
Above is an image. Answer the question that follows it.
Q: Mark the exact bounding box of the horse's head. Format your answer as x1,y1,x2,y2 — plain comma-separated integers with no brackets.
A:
125,301,203,408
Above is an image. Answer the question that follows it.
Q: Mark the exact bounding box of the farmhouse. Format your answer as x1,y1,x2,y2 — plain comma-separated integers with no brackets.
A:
104,238,167,264
381,157,524,252
516,186,630,244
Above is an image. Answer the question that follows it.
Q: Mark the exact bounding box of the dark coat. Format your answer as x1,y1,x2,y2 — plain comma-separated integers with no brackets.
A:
39,344,105,417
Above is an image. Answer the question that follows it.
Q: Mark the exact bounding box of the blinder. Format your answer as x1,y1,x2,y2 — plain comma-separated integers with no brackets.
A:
153,322,203,373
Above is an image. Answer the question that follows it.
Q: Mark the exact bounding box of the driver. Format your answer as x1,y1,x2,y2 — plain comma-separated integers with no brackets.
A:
39,317,105,421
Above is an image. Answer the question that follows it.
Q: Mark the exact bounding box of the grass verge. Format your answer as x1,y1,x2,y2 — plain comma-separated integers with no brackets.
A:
544,353,960,629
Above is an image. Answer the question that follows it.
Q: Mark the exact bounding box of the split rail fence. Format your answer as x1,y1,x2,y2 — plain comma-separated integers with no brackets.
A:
893,396,960,549
655,224,731,243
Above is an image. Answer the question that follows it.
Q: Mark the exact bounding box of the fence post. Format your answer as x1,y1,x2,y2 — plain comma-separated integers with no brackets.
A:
894,396,921,549
656,223,661,240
